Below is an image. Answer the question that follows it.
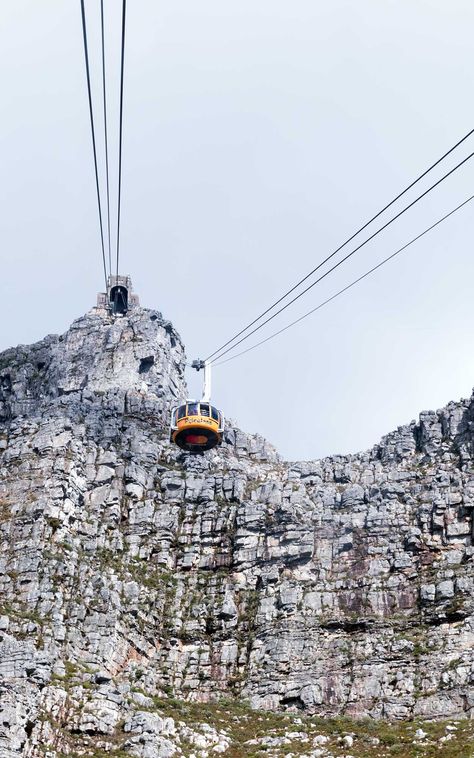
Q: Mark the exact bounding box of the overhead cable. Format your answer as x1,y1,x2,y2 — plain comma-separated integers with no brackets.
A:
79,0,108,289
100,0,112,274
214,194,474,367
209,149,474,364
116,0,127,277
206,128,474,361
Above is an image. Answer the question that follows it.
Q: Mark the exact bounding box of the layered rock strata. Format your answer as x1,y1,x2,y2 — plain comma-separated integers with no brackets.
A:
1,304,474,755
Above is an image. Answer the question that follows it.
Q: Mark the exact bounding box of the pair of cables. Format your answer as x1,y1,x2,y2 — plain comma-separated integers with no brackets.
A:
79,0,127,288
206,129,474,367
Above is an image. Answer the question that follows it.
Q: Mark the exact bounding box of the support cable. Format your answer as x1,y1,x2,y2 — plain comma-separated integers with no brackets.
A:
214,194,474,367
100,0,112,276
206,128,474,361
79,0,108,290
116,0,127,278
209,149,474,364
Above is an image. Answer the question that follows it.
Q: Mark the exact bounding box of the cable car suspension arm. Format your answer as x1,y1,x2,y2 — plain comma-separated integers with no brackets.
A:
191,359,212,403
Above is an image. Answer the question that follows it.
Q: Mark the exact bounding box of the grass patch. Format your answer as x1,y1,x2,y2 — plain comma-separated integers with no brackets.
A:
32,693,474,758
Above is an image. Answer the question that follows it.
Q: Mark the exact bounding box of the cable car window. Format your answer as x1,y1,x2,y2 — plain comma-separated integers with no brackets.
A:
211,407,219,421
177,405,186,420
200,404,210,417
187,403,199,416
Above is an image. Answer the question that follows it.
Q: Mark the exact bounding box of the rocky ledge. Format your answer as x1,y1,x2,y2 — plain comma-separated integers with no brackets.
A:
1,303,474,756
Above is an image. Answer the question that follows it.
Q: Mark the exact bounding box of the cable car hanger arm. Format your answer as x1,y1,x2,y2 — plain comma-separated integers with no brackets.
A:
191,359,212,403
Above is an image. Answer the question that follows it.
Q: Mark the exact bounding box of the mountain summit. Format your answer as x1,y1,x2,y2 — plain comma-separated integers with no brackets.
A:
1,300,474,756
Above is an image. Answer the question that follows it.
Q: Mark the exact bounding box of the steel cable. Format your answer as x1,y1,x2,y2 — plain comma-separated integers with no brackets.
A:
116,0,127,277
209,149,474,364
206,128,474,361
214,194,474,367
100,0,112,276
79,0,108,290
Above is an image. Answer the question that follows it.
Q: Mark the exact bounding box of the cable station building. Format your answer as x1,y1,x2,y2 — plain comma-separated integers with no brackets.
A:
97,275,140,315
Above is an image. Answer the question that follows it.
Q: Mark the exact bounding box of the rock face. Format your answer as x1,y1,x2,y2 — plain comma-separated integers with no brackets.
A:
1,303,474,755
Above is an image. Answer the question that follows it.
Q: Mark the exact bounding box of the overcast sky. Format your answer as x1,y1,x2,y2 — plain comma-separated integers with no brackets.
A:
1,0,474,461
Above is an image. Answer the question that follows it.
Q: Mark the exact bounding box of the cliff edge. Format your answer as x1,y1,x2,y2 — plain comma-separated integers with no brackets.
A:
1,304,474,756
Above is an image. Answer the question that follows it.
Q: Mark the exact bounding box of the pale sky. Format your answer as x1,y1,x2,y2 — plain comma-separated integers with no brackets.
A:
1,0,474,461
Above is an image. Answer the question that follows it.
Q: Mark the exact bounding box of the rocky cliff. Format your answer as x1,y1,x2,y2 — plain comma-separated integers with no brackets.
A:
1,303,474,757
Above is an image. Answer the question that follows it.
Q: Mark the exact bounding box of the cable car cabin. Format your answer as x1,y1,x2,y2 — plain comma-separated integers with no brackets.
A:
170,402,224,452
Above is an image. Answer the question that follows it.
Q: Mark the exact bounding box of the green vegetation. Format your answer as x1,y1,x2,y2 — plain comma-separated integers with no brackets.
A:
36,693,474,757
145,698,474,758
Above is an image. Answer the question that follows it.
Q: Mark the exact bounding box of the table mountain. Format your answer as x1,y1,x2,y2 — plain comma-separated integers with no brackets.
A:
1,302,474,756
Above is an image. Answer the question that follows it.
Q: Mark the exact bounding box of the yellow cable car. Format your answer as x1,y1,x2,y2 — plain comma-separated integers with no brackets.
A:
170,359,225,452
170,401,224,452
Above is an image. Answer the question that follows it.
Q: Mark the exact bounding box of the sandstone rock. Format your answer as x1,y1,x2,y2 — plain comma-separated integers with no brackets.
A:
2,304,474,756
